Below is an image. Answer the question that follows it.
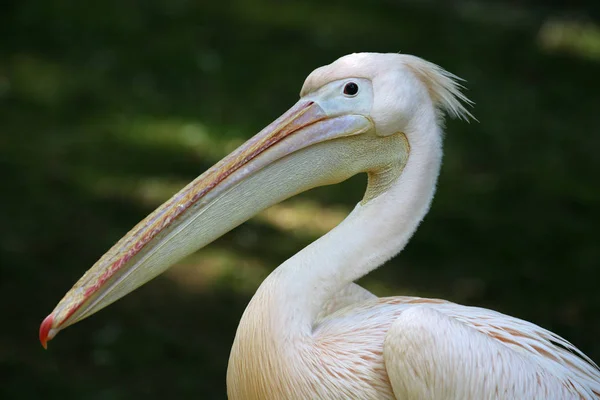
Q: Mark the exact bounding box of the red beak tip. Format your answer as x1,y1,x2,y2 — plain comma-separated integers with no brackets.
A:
39,314,54,349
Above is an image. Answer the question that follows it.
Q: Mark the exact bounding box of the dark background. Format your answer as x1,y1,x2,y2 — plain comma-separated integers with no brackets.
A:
2,0,599,398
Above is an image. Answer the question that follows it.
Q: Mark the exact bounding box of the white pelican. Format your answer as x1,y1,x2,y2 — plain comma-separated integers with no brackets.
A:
40,53,600,399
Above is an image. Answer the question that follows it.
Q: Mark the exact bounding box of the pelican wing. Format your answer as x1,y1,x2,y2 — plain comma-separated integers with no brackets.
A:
382,299,600,399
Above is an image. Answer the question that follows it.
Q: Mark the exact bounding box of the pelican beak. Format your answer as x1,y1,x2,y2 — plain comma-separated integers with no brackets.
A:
40,99,374,348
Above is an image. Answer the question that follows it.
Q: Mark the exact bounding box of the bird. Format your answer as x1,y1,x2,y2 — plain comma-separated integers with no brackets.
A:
40,53,600,399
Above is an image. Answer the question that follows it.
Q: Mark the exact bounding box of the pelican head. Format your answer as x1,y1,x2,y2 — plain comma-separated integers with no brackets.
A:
40,52,470,348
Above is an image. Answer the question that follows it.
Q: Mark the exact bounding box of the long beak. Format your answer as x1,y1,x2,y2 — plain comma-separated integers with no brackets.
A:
40,100,373,348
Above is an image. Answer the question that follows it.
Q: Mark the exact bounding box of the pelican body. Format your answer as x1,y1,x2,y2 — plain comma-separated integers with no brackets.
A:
40,53,600,399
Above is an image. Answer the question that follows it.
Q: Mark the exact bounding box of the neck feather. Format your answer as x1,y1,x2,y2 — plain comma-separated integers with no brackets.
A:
263,115,443,333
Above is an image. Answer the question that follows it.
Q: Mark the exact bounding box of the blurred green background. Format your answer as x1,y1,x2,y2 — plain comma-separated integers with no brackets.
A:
2,0,599,398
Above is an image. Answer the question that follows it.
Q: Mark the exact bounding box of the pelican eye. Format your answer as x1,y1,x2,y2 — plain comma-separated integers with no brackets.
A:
343,82,359,96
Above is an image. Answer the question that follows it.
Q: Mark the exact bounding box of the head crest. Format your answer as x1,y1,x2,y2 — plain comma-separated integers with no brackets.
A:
402,55,475,122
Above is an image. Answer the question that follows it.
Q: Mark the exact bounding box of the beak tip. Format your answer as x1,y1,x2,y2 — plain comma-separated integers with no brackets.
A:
39,314,54,349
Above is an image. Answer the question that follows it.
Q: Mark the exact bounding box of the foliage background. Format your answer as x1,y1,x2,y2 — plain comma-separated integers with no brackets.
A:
1,0,599,398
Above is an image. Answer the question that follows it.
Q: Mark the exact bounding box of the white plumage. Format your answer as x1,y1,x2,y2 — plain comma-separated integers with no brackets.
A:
227,53,600,399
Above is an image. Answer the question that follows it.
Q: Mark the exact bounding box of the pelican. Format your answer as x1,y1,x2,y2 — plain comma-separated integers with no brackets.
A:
40,53,600,399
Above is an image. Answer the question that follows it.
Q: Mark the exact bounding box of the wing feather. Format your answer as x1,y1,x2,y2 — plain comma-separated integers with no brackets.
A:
380,297,600,399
